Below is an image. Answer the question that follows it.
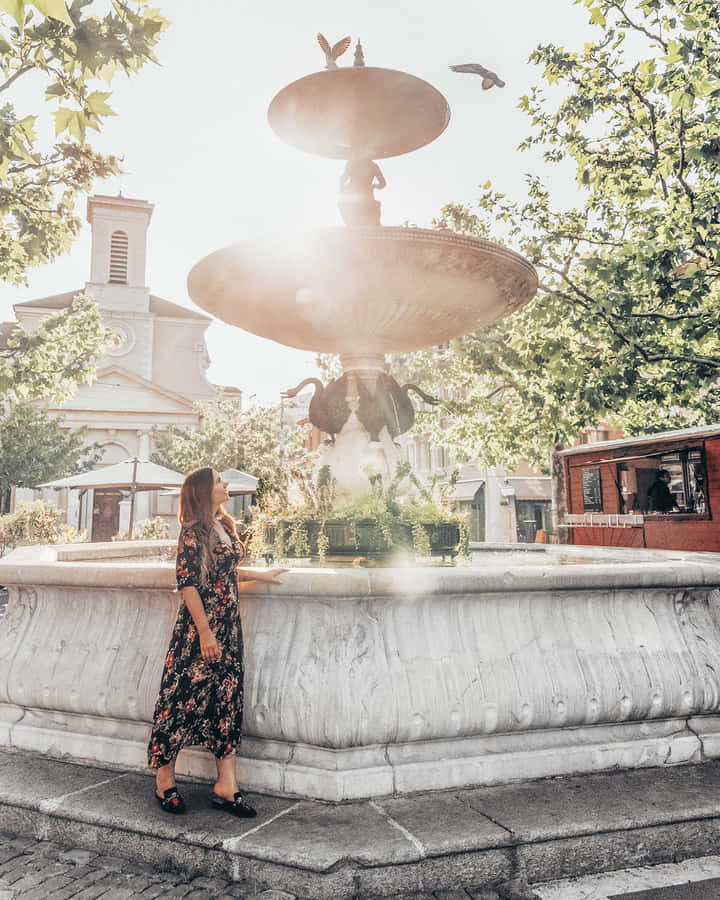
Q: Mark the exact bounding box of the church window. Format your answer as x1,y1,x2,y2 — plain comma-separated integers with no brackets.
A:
109,230,129,283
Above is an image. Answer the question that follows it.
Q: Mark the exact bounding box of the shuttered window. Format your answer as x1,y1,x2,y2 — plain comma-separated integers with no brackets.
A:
109,230,129,283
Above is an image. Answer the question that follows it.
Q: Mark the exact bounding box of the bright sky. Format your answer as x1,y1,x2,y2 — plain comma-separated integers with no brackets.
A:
0,0,595,404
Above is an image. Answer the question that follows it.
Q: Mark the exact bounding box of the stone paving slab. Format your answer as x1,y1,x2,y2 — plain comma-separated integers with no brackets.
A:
610,881,720,899
55,769,292,848
224,799,423,870
373,794,511,855
0,749,122,808
461,763,720,841
5,748,720,897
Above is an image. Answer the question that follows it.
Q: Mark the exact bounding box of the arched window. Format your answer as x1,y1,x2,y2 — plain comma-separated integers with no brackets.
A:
109,230,129,283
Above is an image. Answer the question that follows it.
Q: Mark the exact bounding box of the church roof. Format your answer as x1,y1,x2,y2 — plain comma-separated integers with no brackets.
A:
14,289,210,321
148,294,210,321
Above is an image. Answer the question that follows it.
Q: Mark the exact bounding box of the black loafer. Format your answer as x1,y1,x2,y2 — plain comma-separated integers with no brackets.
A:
155,786,186,814
211,791,257,818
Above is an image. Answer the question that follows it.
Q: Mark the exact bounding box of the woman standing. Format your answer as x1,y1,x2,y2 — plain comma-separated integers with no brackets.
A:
147,467,286,817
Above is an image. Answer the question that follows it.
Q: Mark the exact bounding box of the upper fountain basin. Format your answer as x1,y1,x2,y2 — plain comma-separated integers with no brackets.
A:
268,67,450,159
187,227,538,355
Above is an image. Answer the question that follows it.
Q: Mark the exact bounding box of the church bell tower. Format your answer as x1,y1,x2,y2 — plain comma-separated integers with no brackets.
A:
86,194,154,312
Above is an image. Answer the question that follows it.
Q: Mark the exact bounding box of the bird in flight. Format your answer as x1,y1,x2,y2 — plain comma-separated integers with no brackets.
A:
317,34,352,69
450,63,505,89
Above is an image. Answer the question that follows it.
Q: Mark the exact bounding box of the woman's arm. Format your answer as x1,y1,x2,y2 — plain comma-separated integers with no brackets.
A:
237,567,289,589
182,586,220,661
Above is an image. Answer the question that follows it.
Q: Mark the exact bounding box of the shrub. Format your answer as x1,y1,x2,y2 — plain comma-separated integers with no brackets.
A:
0,501,88,555
114,517,170,541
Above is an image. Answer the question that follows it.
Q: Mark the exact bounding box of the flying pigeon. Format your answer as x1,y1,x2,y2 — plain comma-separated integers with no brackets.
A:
450,63,505,89
317,33,352,69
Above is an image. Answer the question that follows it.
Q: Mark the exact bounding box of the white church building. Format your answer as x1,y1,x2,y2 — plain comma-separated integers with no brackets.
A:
7,193,237,539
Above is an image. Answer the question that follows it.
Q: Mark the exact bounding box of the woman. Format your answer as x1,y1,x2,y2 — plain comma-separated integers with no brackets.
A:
147,467,286,817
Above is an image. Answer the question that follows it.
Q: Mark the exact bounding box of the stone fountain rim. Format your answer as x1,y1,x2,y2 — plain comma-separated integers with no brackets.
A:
186,225,539,309
189,226,538,281
2,541,719,594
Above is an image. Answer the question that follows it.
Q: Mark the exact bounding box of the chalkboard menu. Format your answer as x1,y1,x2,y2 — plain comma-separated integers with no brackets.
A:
582,467,603,512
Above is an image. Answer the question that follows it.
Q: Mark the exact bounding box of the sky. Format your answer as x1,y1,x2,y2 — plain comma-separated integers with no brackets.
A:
0,0,595,405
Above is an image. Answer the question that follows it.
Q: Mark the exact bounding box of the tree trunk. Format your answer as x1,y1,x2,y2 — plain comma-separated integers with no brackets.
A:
550,443,569,545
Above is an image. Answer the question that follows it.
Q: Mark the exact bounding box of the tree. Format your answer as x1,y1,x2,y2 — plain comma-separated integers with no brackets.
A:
0,403,101,512
404,0,720,468
1,293,118,402
1,0,167,285
151,397,309,495
0,1,168,405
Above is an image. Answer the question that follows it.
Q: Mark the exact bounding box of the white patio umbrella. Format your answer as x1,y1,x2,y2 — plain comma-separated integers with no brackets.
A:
41,458,185,533
220,468,258,494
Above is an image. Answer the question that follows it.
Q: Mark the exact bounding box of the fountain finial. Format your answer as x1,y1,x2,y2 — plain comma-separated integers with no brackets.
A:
353,39,365,67
317,33,351,70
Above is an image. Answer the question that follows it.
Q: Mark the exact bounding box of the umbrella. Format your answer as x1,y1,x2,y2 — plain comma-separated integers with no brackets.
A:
160,469,259,497
220,469,258,495
41,458,185,533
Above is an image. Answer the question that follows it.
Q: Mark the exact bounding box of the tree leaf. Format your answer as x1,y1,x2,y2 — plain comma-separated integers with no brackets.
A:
44,81,66,99
0,0,25,27
66,109,85,142
29,0,72,25
85,91,115,117
53,105,74,136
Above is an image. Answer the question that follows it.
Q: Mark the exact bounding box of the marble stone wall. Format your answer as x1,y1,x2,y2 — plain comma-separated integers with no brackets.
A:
1,542,720,800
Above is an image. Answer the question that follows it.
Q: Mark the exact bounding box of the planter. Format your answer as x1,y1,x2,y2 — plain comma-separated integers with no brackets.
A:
261,518,460,560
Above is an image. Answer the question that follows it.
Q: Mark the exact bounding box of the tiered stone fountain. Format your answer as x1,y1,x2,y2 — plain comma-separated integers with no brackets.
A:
2,43,720,803
186,41,537,496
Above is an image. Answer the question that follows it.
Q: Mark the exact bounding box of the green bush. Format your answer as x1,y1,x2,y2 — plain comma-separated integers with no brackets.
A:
0,501,87,555
114,517,170,542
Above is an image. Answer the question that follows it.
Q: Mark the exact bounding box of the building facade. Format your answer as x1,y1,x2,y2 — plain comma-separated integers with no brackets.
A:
400,427,552,544
558,424,720,551
5,194,234,538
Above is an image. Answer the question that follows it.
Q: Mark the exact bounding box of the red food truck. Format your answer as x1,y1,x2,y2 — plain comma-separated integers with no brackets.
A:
557,424,720,551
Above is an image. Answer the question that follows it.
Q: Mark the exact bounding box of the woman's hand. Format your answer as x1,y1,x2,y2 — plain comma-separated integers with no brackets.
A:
199,629,221,662
265,567,290,584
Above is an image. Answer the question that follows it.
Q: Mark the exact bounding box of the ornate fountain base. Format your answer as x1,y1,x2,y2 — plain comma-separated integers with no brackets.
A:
2,542,720,801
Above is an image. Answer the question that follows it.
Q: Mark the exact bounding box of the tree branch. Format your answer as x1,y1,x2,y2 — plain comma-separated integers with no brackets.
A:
606,1,668,50
676,109,695,211
629,310,710,321
0,65,33,94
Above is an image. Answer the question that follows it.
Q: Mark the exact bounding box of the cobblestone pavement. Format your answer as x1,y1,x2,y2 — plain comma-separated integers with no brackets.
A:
0,833,271,900
0,832,503,899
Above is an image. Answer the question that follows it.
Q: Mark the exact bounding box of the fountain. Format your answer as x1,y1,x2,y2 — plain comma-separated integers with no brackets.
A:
2,42,720,805
186,40,537,496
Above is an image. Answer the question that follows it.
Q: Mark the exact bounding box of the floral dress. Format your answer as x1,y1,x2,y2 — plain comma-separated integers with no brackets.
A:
147,521,245,768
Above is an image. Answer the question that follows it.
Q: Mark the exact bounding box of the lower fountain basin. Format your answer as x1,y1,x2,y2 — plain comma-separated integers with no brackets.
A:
186,227,538,354
2,541,720,801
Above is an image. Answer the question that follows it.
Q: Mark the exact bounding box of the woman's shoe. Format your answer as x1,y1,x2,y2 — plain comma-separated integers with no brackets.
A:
211,791,257,818
155,786,186,814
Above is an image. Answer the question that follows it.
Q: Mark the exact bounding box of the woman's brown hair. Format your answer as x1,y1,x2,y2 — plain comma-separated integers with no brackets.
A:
178,466,237,586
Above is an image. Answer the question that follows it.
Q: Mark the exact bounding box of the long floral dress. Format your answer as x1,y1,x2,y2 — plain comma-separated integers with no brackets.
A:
147,521,245,768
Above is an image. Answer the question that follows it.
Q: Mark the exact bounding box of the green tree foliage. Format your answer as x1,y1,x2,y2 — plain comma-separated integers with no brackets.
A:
406,0,720,468
0,0,167,403
151,397,309,494
0,0,167,284
0,402,101,511
1,293,118,401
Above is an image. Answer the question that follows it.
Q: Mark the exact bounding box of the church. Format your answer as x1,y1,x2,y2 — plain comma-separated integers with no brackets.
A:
6,193,238,539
